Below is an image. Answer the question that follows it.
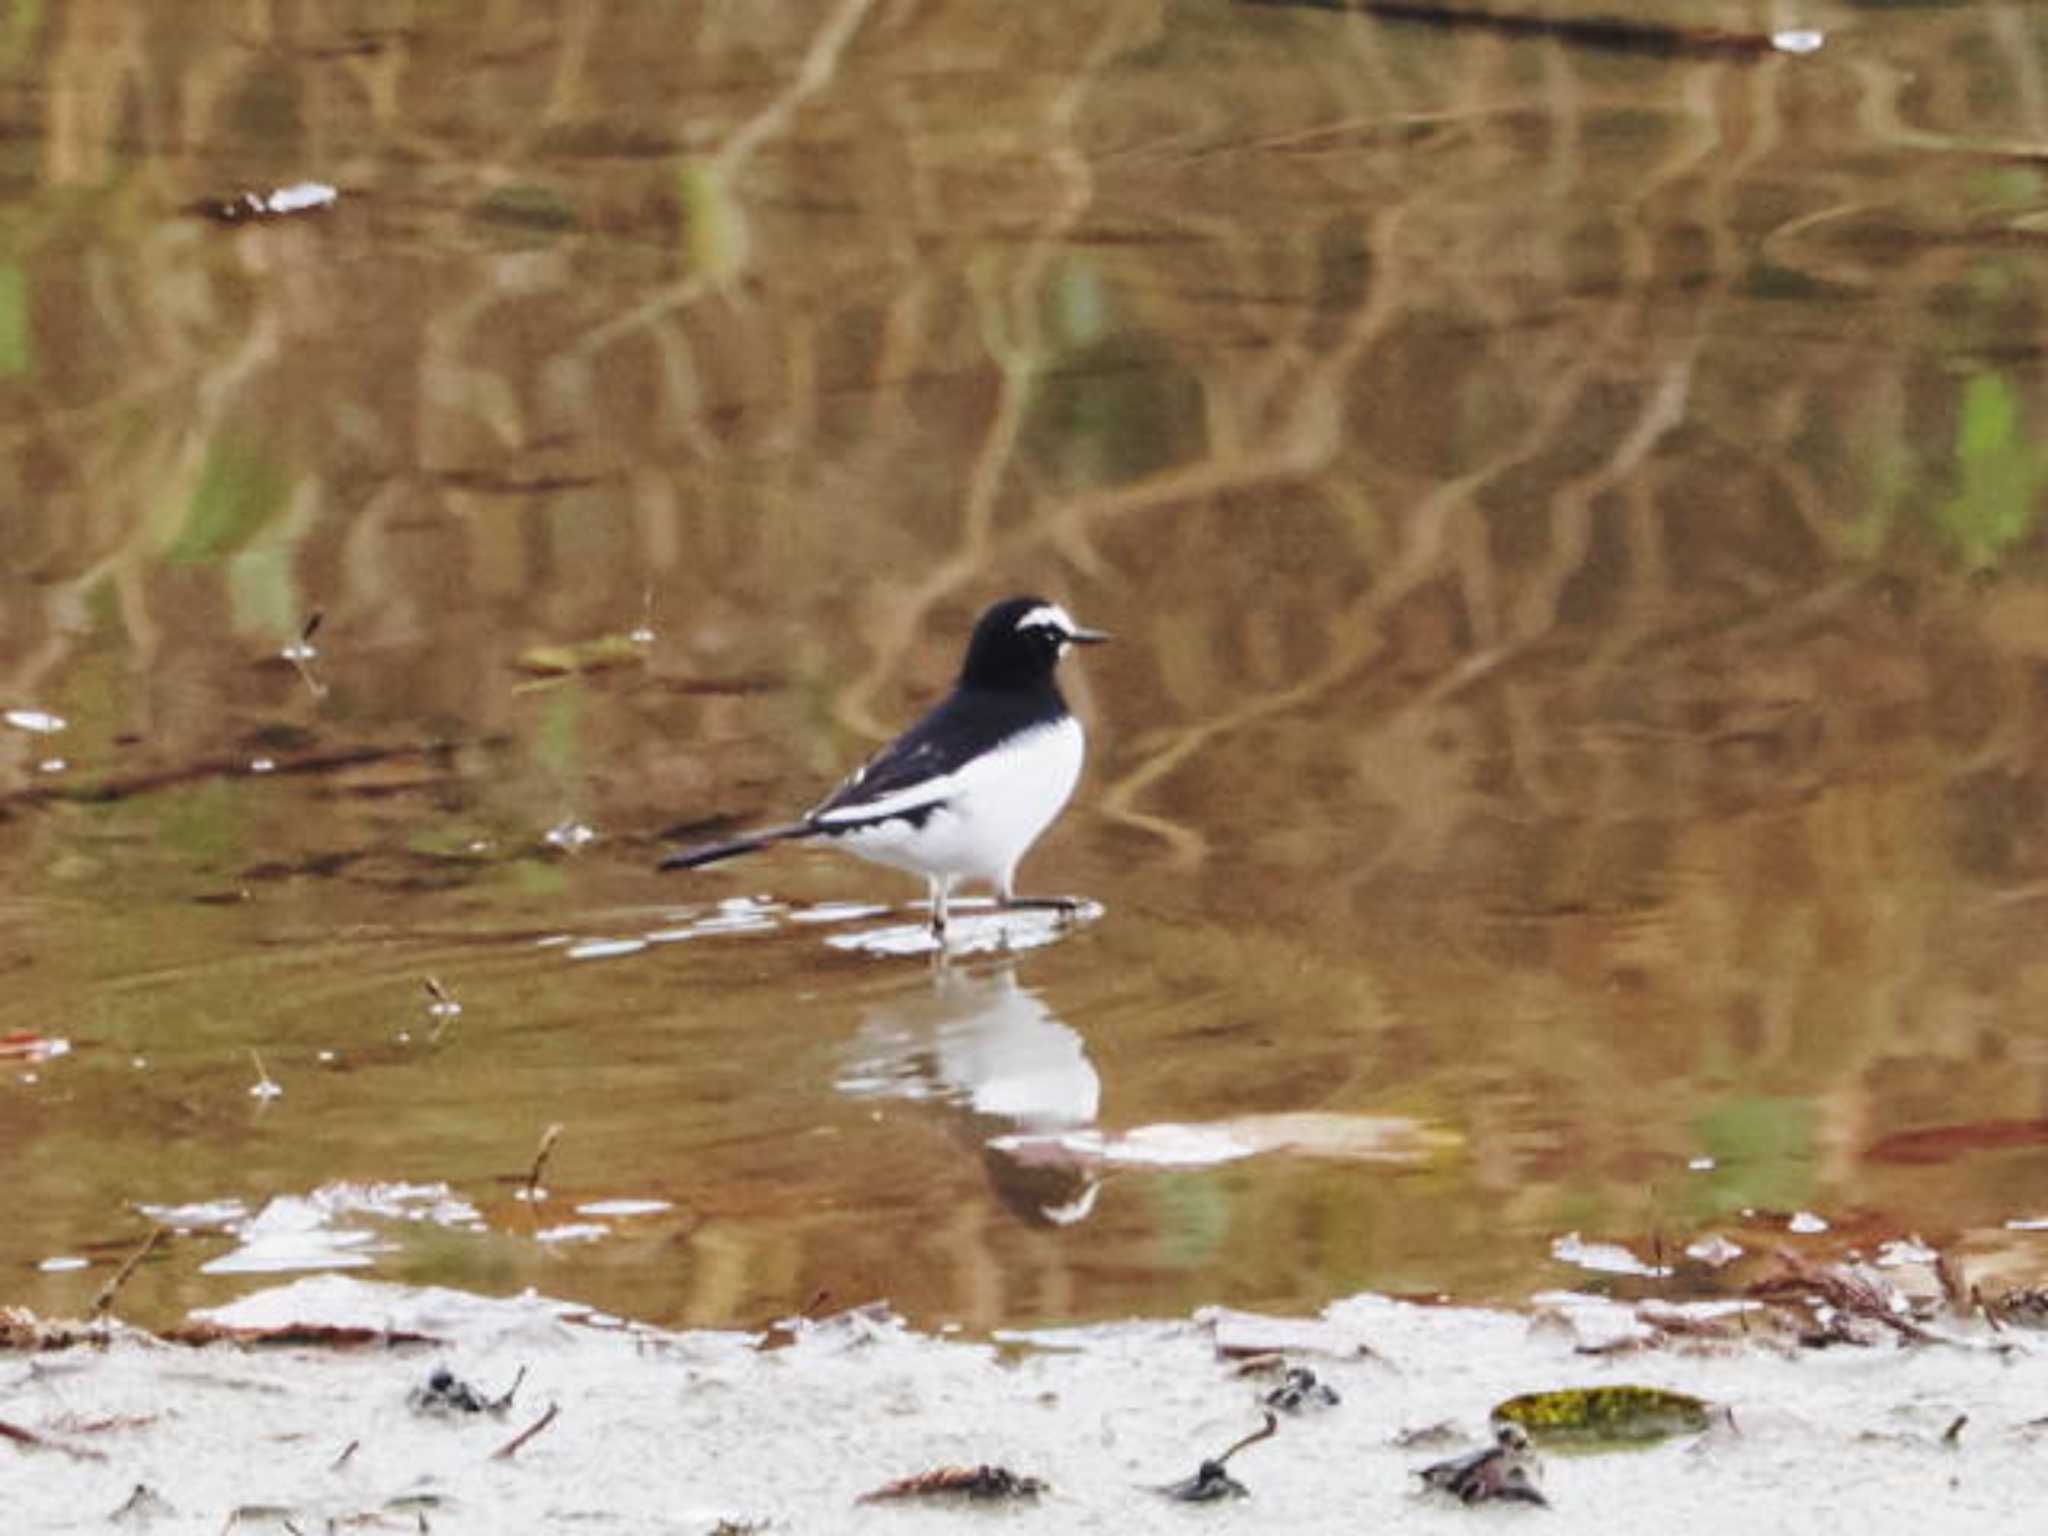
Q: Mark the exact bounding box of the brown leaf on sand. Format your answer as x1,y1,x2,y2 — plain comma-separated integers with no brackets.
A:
857,1465,1047,1503
0,1418,107,1462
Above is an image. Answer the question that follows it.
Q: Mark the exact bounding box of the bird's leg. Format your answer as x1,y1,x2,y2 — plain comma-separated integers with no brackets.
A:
927,876,952,945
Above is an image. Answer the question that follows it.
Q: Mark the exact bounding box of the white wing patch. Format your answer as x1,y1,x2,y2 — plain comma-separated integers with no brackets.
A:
813,768,961,826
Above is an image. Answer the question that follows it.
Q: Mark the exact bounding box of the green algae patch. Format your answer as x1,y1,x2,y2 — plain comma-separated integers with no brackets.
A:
1493,1385,1714,1447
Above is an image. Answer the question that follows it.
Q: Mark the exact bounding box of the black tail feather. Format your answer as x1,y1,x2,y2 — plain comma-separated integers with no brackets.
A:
657,824,812,871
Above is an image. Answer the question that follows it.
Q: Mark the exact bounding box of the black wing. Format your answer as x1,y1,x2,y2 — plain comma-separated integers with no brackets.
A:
806,688,1052,828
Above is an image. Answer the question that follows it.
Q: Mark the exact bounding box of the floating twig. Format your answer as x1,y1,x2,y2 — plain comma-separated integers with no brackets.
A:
421,978,462,1056
1,744,461,811
525,1124,563,1203
93,1228,165,1319
424,977,462,1043
248,1048,283,1101
1943,1414,1968,1446
1233,0,1821,59
490,1401,559,1461
331,1439,359,1470
280,611,329,698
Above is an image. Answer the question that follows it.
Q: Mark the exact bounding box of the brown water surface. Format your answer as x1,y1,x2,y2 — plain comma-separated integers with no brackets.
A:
8,0,2048,1333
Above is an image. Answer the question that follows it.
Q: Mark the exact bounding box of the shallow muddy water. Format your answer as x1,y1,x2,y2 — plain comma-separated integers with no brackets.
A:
8,0,2048,1336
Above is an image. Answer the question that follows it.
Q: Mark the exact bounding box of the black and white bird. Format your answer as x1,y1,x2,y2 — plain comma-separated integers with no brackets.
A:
659,596,1108,939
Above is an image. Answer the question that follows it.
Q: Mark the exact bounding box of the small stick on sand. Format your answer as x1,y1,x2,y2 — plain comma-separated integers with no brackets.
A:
490,1402,559,1461
93,1228,165,1319
525,1124,563,1203
0,1418,107,1462
1214,1410,1279,1467
492,1366,528,1411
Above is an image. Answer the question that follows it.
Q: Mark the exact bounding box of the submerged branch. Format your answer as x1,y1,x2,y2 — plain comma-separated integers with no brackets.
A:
1235,0,1819,59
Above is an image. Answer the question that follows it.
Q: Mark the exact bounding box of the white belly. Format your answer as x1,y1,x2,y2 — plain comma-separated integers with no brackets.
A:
830,716,1085,893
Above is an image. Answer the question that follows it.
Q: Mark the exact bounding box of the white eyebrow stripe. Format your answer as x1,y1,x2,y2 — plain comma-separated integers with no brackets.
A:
1016,603,1076,634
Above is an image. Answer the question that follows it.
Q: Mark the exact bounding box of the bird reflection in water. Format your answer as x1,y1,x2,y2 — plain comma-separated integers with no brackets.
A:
836,961,1103,1228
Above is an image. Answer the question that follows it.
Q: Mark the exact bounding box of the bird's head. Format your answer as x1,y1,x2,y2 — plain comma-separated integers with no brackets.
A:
959,595,1109,690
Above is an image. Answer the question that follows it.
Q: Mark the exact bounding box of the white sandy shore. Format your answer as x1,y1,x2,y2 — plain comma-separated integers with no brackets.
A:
5,1275,2047,1534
